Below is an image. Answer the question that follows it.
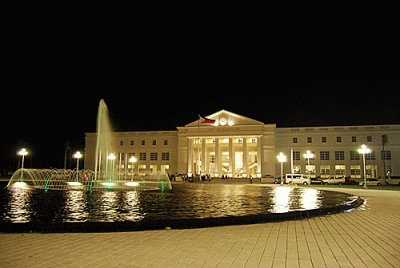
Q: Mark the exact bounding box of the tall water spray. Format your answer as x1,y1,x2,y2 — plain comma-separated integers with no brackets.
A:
7,98,171,192
94,99,115,181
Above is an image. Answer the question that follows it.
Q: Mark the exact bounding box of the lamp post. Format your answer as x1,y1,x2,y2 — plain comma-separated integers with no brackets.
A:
73,151,83,182
18,148,29,169
129,155,137,181
303,150,314,179
358,144,371,189
277,152,287,185
17,148,28,181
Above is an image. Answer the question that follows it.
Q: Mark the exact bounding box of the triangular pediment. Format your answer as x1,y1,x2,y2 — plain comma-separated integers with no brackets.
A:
184,110,264,127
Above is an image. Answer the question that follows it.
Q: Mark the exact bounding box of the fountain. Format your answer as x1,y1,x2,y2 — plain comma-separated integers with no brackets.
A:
0,99,363,233
6,99,172,192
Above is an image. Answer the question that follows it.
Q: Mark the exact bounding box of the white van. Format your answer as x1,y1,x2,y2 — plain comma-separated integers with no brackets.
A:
285,174,310,185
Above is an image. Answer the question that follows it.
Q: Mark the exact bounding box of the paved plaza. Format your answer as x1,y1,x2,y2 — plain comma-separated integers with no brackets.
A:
1,187,399,267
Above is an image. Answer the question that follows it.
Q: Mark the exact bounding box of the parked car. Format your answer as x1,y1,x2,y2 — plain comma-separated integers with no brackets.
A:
285,174,310,185
310,177,323,184
345,177,358,185
359,178,382,186
260,175,278,184
385,176,400,185
273,177,283,184
321,176,345,185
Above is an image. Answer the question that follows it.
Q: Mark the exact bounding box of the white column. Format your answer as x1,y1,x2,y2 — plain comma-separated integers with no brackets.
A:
229,138,233,177
118,153,122,180
124,153,128,179
243,138,248,176
257,137,262,177
202,138,206,174
188,138,193,174
215,138,220,176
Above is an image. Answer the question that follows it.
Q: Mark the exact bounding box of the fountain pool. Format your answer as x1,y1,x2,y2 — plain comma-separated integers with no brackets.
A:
0,182,363,232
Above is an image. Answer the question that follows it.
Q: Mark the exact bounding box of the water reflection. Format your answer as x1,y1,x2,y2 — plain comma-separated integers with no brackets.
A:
0,183,358,225
122,191,144,221
271,186,293,213
7,187,32,222
99,191,118,221
64,190,88,222
300,188,321,210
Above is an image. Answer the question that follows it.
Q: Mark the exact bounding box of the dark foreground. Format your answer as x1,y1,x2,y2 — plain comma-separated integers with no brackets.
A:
0,187,399,267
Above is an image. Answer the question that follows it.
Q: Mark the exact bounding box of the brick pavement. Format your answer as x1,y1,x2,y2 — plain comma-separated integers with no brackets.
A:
1,187,399,267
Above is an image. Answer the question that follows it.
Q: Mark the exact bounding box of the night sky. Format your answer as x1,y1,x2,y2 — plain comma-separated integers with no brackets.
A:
1,40,399,172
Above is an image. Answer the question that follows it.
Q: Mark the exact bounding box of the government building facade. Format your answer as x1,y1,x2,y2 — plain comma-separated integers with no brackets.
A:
84,110,400,179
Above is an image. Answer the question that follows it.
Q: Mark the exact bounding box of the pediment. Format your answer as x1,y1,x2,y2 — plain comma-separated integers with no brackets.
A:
184,109,264,127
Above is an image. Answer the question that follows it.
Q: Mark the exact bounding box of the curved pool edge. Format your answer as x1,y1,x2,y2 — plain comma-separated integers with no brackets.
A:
0,195,364,234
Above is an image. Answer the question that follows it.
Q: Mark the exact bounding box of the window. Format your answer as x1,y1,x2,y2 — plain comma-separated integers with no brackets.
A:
293,151,300,161
381,150,391,160
322,137,327,143
120,140,124,146
152,140,156,145
293,137,298,143
352,136,357,142
163,140,168,145
251,138,256,143
139,152,146,161
335,165,345,176
141,140,145,146
335,151,345,160
320,151,330,160
150,152,158,160
307,137,312,143
350,166,361,178
336,137,342,143
320,165,330,177
237,138,243,143
350,151,360,160
365,151,376,160
130,140,134,146
161,152,169,161
367,136,372,142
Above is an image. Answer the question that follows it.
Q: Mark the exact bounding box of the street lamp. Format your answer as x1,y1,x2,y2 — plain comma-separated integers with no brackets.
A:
17,148,28,181
303,150,314,179
17,148,29,169
129,155,137,181
73,151,83,181
358,144,371,189
277,152,287,185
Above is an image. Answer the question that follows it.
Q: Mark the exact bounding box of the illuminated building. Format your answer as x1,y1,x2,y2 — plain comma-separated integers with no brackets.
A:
85,110,399,179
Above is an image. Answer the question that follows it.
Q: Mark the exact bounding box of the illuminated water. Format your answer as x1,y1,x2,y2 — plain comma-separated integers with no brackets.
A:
0,183,361,232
